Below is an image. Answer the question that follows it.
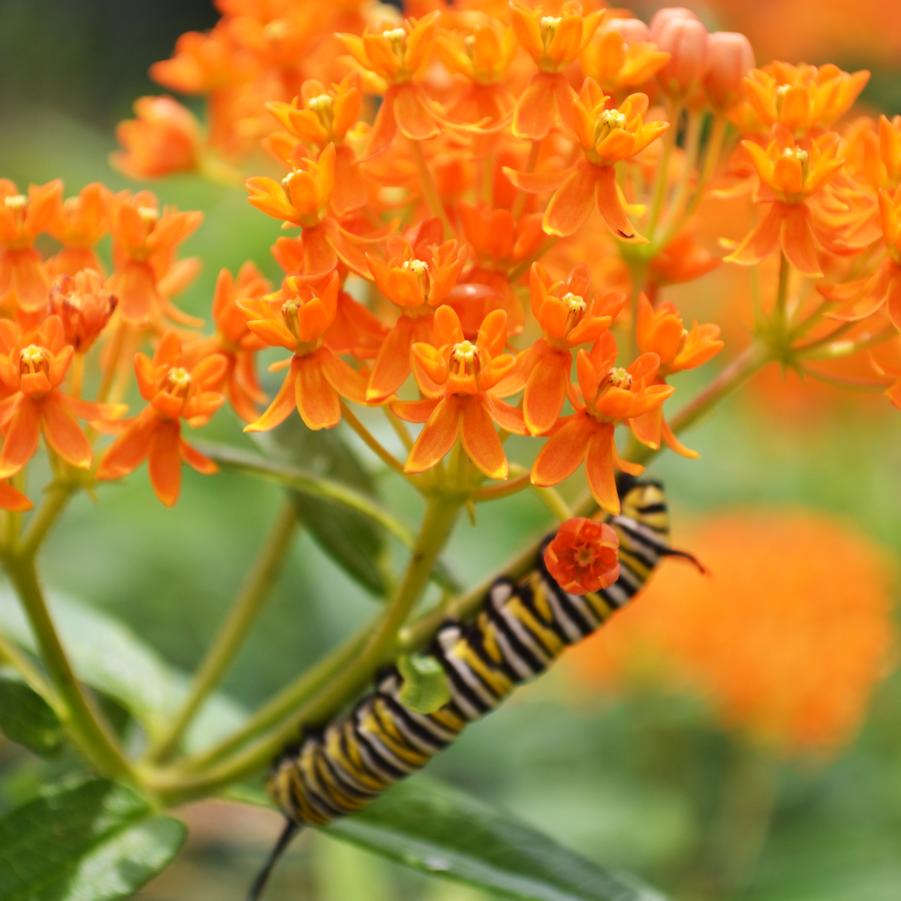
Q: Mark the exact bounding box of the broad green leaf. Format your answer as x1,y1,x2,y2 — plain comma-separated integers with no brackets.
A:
0,778,185,900
232,778,666,901
396,654,451,714
0,677,63,756
0,585,246,749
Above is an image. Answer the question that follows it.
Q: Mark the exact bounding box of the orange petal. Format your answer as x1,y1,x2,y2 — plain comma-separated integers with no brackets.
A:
367,317,416,401
585,425,619,513
780,205,822,278
523,351,570,435
594,165,642,241
543,164,599,238
41,396,91,470
460,397,507,479
0,480,31,511
531,414,592,486
514,74,558,140
180,439,218,475
405,396,461,473
148,419,182,507
725,203,783,266
393,85,440,141
245,366,298,433
0,399,41,479
295,355,341,430
97,412,157,479
319,347,367,404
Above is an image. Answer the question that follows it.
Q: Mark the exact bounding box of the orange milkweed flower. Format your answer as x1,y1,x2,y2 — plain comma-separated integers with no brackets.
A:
544,516,620,594
46,183,109,277
510,1,604,139
630,295,723,457
820,188,901,329
338,13,442,155
530,331,673,512
0,179,62,314
529,81,667,239
246,143,372,276
395,305,524,479
726,129,846,277
48,270,117,353
241,271,366,431
646,224,720,297
365,237,468,401
582,19,669,92
0,316,121,478
566,511,895,756
107,191,203,323
741,62,870,136
113,96,203,179
97,333,227,507
516,263,624,435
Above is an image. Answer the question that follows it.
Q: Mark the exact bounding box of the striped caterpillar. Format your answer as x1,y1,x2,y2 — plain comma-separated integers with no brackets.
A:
251,477,689,898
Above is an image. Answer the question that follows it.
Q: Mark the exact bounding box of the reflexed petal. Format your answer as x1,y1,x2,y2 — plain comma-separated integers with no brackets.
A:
0,400,41,478
394,85,440,140
295,355,341,430
780,205,822,277
514,74,559,140
531,414,593,486
367,317,416,401
97,411,157,479
180,439,218,474
41,396,91,469
594,166,643,241
585,426,620,513
523,351,569,435
460,397,507,479
543,165,599,237
148,420,182,507
319,347,367,404
245,366,298,433
405,396,461,473
0,480,31,511
726,203,783,266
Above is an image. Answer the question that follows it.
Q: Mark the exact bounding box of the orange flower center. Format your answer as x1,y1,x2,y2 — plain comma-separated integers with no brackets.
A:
606,366,632,390
539,15,562,49
165,366,192,396
562,291,587,331
19,344,49,376
381,26,408,62
451,339,480,377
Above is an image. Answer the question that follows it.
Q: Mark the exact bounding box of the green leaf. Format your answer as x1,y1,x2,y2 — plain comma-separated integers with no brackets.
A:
0,585,246,749
0,676,63,756
232,778,666,901
396,654,451,714
0,778,185,901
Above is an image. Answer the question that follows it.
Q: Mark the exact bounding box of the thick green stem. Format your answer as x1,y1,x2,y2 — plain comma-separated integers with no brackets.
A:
0,628,58,707
4,555,135,782
146,501,299,764
19,481,75,557
150,495,463,802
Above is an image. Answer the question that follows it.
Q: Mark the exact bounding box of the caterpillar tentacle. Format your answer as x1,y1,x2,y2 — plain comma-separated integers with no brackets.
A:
254,477,677,896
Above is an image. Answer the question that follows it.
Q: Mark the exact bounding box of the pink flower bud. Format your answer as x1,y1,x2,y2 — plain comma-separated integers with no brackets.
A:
704,32,755,109
655,16,709,97
649,7,699,41
604,17,651,45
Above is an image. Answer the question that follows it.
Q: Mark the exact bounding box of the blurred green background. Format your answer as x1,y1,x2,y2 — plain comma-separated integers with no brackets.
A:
0,2,899,900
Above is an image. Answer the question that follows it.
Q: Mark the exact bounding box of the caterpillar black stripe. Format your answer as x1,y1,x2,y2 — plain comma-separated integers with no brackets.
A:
250,477,690,898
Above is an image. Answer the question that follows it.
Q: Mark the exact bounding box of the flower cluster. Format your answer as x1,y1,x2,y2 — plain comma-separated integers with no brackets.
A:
566,511,895,755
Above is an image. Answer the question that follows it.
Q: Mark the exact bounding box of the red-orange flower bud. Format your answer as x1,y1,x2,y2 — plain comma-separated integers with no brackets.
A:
113,96,202,179
544,517,620,594
605,17,651,45
704,32,755,109
655,15,709,98
648,7,698,41
49,270,117,352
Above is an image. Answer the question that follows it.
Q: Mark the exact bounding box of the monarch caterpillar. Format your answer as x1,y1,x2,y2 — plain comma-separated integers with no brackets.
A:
250,476,691,899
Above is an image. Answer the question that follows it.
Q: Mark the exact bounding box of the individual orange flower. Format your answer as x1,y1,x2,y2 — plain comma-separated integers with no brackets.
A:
150,27,258,95
581,18,669,92
516,263,624,435
338,13,442,155
48,270,117,353
246,143,372,276
97,333,227,507
511,81,666,239
510,1,604,139
0,179,62,313
566,511,895,755
113,96,203,179
820,187,901,329
241,271,366,431
630,295,723,456
365,237,468,401
265,74,367,216
531,331,673,512
741,62,870,135
726,128,846,276
107,191,203,323
646,224,720,297
198,263,271,423
46,183,109,277
0,316,120,478
395,305,523,479
543,516,620,594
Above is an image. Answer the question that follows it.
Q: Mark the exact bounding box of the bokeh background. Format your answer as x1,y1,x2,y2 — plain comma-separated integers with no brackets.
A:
0,1,899,899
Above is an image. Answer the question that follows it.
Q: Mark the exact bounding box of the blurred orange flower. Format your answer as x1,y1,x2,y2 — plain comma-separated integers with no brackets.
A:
544,516,620,594
567,510,896,755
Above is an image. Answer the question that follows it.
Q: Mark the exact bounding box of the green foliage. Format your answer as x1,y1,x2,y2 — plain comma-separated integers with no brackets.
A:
397,654,452,714
0,779,185,901
0,677,63,756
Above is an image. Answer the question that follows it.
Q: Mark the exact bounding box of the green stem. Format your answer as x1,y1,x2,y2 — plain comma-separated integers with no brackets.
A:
647,101,682,240
341,404,408,476
0,628,58,707
19,481,75,557
150,495,463,802
145,500,299,764
4,554,135,782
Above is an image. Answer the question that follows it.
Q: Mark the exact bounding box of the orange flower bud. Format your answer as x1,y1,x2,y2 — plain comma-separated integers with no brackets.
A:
49,270,117,352
113,96,202,179
605,17,651,45
704,32,755,110
648,7,699,41
544,518,620,594
654,15,709,98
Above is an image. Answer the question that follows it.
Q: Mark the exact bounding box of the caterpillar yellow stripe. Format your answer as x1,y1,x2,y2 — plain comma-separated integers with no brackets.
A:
250,476,682,898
